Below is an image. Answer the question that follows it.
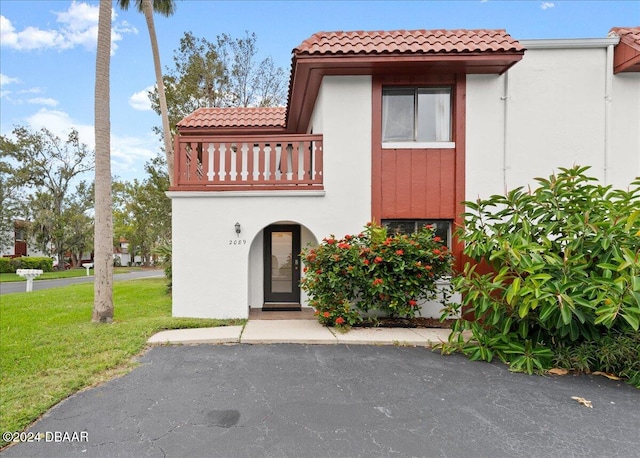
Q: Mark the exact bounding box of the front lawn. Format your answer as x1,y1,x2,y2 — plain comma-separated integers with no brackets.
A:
0,278,243,446
0,266,145,282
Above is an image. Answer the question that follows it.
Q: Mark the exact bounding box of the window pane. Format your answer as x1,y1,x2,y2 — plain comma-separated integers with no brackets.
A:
384,221,416,235
271,231,293,293
417,89,451,142
419,220,451,247
382,219,451,247
382,89,415,142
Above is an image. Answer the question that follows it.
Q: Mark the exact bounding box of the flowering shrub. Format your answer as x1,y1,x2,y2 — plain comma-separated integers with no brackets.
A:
301,222,454,328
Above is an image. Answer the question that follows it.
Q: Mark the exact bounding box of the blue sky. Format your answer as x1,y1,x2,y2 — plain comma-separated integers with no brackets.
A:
1,0,638,181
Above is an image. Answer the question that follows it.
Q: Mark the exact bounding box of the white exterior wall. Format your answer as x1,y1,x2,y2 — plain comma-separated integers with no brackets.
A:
170,76,372,318
467,42,639,200
610,72,640,184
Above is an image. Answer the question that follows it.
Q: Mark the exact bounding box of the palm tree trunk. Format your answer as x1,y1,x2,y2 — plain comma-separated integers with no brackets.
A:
142,0,174,186
93,0,114,323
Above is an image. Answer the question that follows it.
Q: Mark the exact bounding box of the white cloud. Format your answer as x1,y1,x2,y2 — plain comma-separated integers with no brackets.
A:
27,97,59,107
0,73,20,86
129,86,154,111
18,87,44,95
540,2,555,10
111,134,156,176
26,108,94,145
25,107,157,178
0,2,137,54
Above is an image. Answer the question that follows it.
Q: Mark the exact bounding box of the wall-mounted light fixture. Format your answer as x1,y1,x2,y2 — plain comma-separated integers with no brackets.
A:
235,222,241,237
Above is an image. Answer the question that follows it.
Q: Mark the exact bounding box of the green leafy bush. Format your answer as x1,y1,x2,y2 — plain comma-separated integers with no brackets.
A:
301,222,454,327
441,166,640,381
0,258,14,273
10,257,53,272
153,241,172,292
553,331,640,388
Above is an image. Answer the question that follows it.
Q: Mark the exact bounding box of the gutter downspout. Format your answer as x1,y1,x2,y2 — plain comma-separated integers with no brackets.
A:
501,71,510,191
604,43,614,186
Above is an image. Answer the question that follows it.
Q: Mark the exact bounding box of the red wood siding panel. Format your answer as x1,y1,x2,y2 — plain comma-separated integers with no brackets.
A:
372,73,466,272
380,149,456,219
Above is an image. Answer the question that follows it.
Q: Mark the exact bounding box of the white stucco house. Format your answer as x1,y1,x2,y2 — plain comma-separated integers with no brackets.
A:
168,27,640,319
0,220,48,259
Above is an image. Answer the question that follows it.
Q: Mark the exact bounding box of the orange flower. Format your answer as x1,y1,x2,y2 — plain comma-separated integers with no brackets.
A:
409,299,418,307
372,278,384,286
433,236,442,242
395,249,404,255
335,317,345,325
374,256,384,264
323,312,330,318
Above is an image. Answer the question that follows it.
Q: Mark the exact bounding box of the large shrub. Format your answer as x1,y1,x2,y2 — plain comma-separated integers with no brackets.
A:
441,166,640,380
11,257,53,272
0,258,14,273
301,222,454,327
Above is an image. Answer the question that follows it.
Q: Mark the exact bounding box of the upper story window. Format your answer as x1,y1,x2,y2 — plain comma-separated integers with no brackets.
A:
15,228,25,241
382,87,452,147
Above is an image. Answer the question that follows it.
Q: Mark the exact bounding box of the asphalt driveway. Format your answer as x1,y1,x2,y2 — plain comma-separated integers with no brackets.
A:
2,344,639,457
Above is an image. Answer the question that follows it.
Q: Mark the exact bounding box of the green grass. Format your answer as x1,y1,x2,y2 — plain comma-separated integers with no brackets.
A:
0,278,244,445
0,266,144,282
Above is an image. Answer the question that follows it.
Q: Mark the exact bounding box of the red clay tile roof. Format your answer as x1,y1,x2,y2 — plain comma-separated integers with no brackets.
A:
178,29,524,132
178,107,286,129
610,27,640,47
294,29,524,56
609,26,640,73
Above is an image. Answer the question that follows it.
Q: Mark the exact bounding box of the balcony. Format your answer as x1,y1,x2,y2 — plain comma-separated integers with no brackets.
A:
172,134,323,191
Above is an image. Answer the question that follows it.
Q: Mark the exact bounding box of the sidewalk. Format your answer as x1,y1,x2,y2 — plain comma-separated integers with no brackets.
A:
148,319,452,347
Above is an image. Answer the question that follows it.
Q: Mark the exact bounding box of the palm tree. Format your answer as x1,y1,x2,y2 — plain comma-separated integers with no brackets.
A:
119,0,176,186
93,0,114,322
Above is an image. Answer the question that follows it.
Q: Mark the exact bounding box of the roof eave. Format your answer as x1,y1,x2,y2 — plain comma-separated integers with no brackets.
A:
613,35,640,74
177,125,288,136
286,51,525,133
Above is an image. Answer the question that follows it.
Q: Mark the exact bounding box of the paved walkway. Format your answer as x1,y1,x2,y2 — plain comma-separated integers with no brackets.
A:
148,318,453,347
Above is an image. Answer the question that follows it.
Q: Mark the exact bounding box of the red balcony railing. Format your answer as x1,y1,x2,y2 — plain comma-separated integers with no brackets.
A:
173,134,323,191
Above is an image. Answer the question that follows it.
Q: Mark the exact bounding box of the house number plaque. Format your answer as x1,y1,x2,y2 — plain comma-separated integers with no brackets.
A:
229,239,247,245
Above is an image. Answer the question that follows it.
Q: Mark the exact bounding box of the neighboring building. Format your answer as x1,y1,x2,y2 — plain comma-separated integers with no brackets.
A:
114,237,131,266
1,220,48,258
168,28,640,319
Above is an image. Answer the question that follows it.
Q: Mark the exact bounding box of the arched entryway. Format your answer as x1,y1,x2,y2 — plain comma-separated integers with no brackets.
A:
248,221,318,312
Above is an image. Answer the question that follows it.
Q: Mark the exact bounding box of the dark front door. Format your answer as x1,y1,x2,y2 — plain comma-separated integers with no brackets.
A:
263,225,301,308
